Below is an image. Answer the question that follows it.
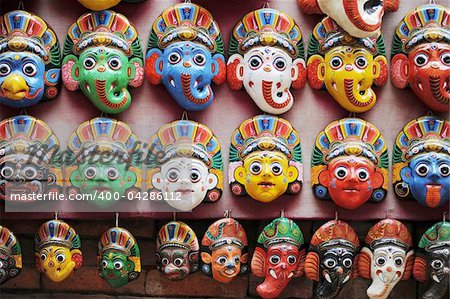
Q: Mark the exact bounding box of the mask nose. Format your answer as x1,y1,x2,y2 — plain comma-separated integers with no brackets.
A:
345,64,354,71
226,263,235,269
183,61,191,68
430,61,440,69
97,66,106,72
263,65,272,72
2,74,29,96
336,267,343,274
48,261,54,268
386,266,392,272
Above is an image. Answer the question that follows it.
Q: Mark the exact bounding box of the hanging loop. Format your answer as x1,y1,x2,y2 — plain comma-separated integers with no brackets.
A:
335,211,338,221
280,209,285,218
263,1,270,8
18,1,25,10
181,111,189,120
444,212,447,222
224,210,232,218
173,212,177,221
115,213,119,227
55,211,58,220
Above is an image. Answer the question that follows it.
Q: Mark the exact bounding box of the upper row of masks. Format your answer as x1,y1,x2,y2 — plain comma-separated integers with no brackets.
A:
0,3,449,113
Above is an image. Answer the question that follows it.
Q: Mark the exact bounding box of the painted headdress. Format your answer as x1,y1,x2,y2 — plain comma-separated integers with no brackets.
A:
34,219,81,251
228,8,304,60
147,3,224,56
310,220,360,251
418,221,450,252
257,217,304,248
0,225,22,265
202,218,248,251
157,221,199,252
365,219,413,251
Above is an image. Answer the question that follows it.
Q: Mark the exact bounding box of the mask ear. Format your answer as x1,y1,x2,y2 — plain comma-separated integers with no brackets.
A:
35,252,42,272
70,170,83,189
400,167,413,185
373,56,388,86
212,54,226,85
413,255,427,283
234,165,247,186
251,247,266,277
201,252,212,264
287,165,300,183
128,58,144,88
206,173,218,190
372,170,384,189
152,171,163,190
227,54,244,90
307,55,325,90
241,253,249,264
297,0,323,14
352,254,360,279
62,55,80,91
145,48,163,85
384,0,399,12
402,250,414,280
295,248,306,277
123,170,137,189
318,169,331,187
357,247,373,279
71,249,83,270
391,54,409,89
291,58,307,89
305,251,320,281
44,68,61,99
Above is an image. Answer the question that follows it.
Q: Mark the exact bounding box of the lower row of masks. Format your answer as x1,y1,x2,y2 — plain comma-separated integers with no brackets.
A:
1,216,449,299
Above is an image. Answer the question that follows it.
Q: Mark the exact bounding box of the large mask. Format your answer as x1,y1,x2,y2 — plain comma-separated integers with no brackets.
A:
0,226,22,284
307,17,388,112
146,120,223,211
156,221,199,280
251,216,305,298
391,4,450,113
200,217,248,283
65,117,141,208
392,115,449,208
145,3,226,111
311,118,388,209
0,10,61,108
77,0,146,11
227,8,306,114
297,0,399,38
229,115,302,203
62,10,144,114
0,116,63,201
98,226,141,288
305,219,360,299
413,221,450,299
34,219,83,282
358,219,414,299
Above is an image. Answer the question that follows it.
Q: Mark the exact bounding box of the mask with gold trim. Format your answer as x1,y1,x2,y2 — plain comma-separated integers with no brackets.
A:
0,226,22,284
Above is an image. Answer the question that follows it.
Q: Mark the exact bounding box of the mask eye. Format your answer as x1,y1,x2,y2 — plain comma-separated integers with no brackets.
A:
40,253,47,261
101,260,108,269
106,166,119,180
84,166,97,180
415,163,429,177
394,257,404,266
83,57,96,70
234,256,240,264
173,258,184,267
113,260,123,270
166,168,179,182
269,254,280,265
216,256,227,265
249,56,263,70
161,257,169,266
23,166,37,180
342,258,353,268
250,161,262,175
440,53,450,66
56,253,66,263
334,166,348,180
287,255,297,265
168,52,181,64
1,166,14,179
108,57,122,70
439,164,450,177
355,56,368,69
271,162,283,176
324,258,336,269
22,62,37,76
330,56,343,70
431,259,443,270
193,53,206,66
414,53,429,67
190,169,201,183
376,257,386,266
0,63,11,76
273,57,287,71
356,168,369,181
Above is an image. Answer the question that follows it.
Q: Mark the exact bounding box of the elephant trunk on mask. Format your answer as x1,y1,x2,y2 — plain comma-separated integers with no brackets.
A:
257,274,292,299
316,268,349,299
423,276,449,299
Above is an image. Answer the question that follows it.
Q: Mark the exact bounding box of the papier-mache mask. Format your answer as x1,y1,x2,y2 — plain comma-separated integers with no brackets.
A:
146,120,223,212
201,217,248,283
358,219,414,299
297,0,399,38
391,4,450,113
62,10,144,114
145,3,226,111
229,115,303,203
0,10,61,108
311,118,388,209
0,115,63,201
305,219,360,299
392,115,449,208
98,226,141,288
227,8,306,114
413,221,450,299
77,0,146,11
156,221,199,280
0,226,22,285
65,117,141,208
251,216,305,299
34,219,83,282
307,17,388,112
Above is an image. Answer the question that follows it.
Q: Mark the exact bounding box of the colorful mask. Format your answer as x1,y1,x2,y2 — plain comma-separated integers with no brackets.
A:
145,3,226,111
0,10,61,108
34,219,83,282
98,226,141,288
0,116,63,201
62,10,144,114
0,226,22,284
413,221,450,299
251,216,305,299
146,120,222,211
307,17,388,112
305,219,360,299
311,118,388,209
227,8,306,114
358,219,414,299
392,115,449,208
65,117,141,208
200,217,248,283
391,4,450,113
156,221,199,280
77,0,146,11
229,115,302,203
297,0,399,38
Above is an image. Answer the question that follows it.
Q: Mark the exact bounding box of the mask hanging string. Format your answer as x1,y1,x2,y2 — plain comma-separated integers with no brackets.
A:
18,1,25,10
335,211,338,221
224,210,232,218
263,1,270,8
20,109,28,116
55,211,58,220
280,209,285,218
429,0,436,4
115,213,119,227
173,212,176,221
444,212,447,223
181,111,189,120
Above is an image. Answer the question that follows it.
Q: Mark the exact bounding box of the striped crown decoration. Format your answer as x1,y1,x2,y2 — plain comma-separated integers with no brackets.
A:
98,227,140,258
157,221,199,252
257,217,304,248
34,219,81,251
0,226,22,257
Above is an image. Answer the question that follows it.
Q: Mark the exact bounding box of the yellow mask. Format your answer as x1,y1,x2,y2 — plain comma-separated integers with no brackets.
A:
37,246,81,282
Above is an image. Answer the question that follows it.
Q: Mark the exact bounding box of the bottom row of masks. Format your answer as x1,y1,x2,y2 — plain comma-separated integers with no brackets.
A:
1,216,449,299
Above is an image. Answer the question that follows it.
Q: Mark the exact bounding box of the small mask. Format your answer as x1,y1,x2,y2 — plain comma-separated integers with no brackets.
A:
62,10,144,114
251,216,305,298
391,4,450,113
305,219,360,299
0,10,61,108
0,226,22,284
307,17,388,112
156,221,199,280
65,117,141,209
0,116,63,201
358,219,414,299
145,3,226,111
227,8,306,114
297,0,399,38
34,219,83,282
98,226,141,288
229,115,303,203
146,120,223,211
413,221,450,299
77,0,146,11
201,217,248,283
392,115,449,208
311,118,388,209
